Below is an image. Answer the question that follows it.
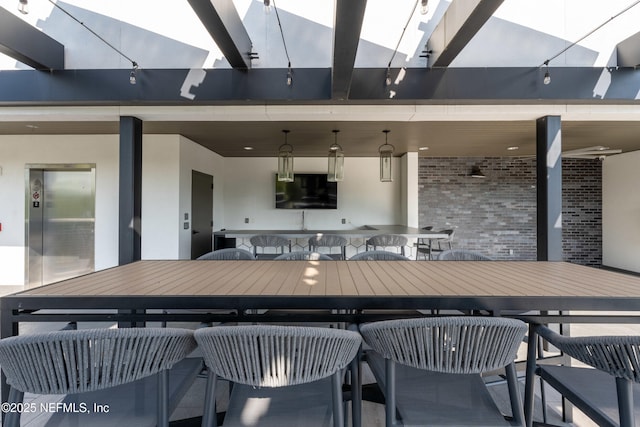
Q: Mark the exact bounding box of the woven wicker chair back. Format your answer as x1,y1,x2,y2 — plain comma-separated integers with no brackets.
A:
195,325,361,387
361,317,526,374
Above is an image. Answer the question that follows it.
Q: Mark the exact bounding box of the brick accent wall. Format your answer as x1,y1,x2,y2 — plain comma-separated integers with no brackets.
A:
418,157,602,265
562,159,602,266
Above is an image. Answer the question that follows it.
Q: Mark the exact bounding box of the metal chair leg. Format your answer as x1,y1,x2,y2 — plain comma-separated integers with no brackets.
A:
537,336,548,423
5,387,24,427
524,325,538,427
505,362,525,426
332,371,344,427
616,377,635,427
350,344,363,427
202,370,218,427
385,358,397,427
157,369,170,427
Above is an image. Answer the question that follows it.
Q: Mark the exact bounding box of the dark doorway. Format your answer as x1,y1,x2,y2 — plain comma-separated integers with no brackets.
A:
191,170,213,259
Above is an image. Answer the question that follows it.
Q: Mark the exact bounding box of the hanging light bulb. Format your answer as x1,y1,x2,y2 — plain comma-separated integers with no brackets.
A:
543,61,551,85
385,68,392,86
129,61,138,85
264,0,271,12
327,130,345,182
420,0,429,15
18,0,28,14
277,130,294,182
286,62,293,86
379,130,394,182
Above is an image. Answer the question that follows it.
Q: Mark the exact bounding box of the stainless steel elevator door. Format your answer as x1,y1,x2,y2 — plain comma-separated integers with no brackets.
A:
27,167,95,287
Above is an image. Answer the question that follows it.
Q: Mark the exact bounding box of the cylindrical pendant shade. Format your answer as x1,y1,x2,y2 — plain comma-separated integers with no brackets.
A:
278,151,294,182
327,130,344,182
379,130,394,182
328,150,344,182
277,130,294,182
379,150,393,182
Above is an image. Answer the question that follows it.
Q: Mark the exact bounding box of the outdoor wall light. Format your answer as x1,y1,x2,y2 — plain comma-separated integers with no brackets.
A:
470,165,486,178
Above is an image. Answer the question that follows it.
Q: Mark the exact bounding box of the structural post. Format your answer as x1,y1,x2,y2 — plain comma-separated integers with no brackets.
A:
119,116,143,265
536,115,563,261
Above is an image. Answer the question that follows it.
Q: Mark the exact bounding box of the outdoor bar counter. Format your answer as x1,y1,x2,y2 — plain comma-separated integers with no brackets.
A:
214,225,445,239
213,225,449,252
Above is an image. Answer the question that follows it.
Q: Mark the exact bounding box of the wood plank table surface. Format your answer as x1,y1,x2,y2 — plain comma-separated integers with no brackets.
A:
4,260,640,323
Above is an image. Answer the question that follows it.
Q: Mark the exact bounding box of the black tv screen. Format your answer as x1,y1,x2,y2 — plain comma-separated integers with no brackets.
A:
275,173,337,209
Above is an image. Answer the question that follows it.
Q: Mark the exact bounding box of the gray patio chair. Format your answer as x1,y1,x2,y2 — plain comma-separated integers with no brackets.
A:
250,234,291,259
365,234,408,255
437,249,493,261
309,234,348,260
194,325,362,427
349,250,410,261
274,251,333,260
166,248,249,325
428,228,455,259
414,226,434,260
197,248,255,260
0,327,197,427
360,317,527,427
533,324,640,427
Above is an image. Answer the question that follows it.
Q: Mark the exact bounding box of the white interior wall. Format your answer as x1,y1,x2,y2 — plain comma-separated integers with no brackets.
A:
0,135,119,286
141,135,181,260
402,152,419,228
602,150,640,273
222,157,403,230
142,135,226,260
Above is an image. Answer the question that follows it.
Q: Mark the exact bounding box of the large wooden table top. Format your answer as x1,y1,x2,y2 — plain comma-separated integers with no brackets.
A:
10,260,640,300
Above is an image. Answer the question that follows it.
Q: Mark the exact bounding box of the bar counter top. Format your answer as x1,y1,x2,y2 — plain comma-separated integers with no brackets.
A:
214,225,446,239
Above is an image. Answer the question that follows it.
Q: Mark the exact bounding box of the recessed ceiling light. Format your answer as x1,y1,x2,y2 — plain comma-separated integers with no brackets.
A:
418,146,429,151
507,146,519,151
25,124,39,129
243,146,254,151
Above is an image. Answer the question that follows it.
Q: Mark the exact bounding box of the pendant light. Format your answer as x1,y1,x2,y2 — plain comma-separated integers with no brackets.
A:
379,130,394,182
277,130,294,182
327,130,344,182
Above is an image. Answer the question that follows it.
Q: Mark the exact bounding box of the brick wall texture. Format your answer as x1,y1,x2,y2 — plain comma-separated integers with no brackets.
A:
417,157,602,265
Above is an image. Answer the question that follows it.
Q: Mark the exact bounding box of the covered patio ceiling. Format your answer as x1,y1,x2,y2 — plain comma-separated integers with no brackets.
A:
2,109,640,158
1,0,640,158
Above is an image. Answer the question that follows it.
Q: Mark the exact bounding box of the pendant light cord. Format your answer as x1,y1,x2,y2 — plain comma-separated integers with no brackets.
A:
272,0,291,69
387,0,419,70
541,0,640,67
48,0,137,68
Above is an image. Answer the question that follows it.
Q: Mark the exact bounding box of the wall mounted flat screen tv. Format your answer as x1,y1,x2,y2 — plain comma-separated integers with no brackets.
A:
275,173,337,209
